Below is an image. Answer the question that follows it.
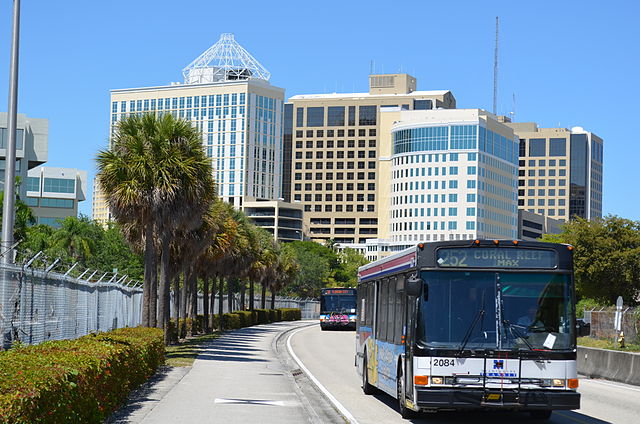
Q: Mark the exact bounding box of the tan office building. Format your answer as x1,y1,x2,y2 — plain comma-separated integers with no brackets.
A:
506,122,603,221
284,74,456,244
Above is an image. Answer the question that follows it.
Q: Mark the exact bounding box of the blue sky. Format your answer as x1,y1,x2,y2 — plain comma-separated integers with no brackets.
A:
0,1,637,219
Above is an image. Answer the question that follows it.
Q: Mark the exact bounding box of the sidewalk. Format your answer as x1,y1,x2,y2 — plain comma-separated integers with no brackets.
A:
109,321,316,424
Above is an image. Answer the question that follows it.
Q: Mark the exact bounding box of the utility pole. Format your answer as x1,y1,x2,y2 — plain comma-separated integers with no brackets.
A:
493,16,499,116
1,0,21,265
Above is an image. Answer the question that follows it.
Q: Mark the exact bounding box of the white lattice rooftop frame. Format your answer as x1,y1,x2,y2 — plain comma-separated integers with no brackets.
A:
182,33,271,84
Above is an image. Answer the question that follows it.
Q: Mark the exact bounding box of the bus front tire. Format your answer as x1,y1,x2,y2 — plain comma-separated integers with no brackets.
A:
397,367,417,419
362,356,376,395
530,410,552,420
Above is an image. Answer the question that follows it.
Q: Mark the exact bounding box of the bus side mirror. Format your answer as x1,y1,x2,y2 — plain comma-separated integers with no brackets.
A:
406,275,423,298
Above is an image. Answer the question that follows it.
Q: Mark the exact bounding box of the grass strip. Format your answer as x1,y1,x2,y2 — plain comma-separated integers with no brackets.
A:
578,337,640,352
165,332,221,367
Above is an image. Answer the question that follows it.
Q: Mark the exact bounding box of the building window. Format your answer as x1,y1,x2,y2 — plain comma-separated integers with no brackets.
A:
306,107,324,126
296,108,304,127
549,138,566,156
348,106,356,126
359,106,377,126
40,198,74,208
43,178,75,194
529,138,546,157
26,176,40,192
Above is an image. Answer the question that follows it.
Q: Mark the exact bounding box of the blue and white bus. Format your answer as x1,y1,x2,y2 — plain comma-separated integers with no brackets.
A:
355,240,584,420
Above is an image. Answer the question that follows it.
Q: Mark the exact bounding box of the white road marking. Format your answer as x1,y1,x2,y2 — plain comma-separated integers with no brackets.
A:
287,325,361,424
214,398,286,406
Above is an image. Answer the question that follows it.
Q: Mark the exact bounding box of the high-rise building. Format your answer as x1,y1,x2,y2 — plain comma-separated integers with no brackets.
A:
25,167,87,227
381,109,519,249
285,74,456,244
94,33,285,224
505,122,603,221
0,113,48,198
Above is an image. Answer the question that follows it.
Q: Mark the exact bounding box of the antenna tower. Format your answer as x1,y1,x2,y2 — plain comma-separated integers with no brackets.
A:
493,16,499,115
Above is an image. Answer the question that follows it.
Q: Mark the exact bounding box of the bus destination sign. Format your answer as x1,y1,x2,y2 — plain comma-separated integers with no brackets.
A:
436,248,557,269
322,289,355,294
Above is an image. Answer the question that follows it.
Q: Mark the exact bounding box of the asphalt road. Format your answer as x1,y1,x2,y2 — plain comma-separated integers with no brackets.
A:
291,324,640,424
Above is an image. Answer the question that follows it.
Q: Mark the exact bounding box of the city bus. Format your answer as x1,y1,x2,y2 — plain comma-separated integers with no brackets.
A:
355,240,584,420
319,288,357,330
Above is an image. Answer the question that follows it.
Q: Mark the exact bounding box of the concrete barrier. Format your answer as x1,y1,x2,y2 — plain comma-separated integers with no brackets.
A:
577,346,640,386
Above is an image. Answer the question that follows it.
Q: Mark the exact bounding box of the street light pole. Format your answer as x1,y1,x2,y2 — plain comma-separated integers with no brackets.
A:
1,0,21,265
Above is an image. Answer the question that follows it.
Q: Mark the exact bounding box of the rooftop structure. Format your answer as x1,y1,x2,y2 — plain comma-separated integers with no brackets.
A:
182,33,271,85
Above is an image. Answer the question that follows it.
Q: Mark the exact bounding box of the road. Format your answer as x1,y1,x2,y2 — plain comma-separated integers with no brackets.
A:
291,324,640,424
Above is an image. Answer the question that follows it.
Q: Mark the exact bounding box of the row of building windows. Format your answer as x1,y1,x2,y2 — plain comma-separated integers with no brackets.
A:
24,197,74,208
113,93,248,114
519,159,567,167
519,179,567,187
393,179,468,192
310,227,377,235
295,139,376,149
309,218,378,225
519,188,567,197
296,105,377,127
294,182,375,192
304,204,375,213
519,169,567,177
294,172,376,181
393,152,470,165
524,208,567,217
392,220,476,231
520,198,567,207
519,138,567,157
296,150,376,160
295,161,376,170
295,193,375,202
393,206,476,218
392,193,477,206
296,129,376,138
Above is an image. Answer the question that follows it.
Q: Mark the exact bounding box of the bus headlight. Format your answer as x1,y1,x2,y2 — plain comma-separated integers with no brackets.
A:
431,376,444,385
553,379,565,387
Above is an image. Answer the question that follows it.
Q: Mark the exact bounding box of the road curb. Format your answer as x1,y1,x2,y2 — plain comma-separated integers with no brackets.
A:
286,325,360,424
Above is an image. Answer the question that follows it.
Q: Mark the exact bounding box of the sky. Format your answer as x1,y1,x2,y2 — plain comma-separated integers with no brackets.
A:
0,1,638,219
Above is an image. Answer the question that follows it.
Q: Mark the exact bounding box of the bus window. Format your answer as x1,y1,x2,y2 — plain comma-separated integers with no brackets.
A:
377,279,388,340
367,283,374,326
394,275,405,344
387,278,396,342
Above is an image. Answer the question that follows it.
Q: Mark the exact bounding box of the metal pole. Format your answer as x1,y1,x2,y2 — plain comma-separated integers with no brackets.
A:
1,0,21,266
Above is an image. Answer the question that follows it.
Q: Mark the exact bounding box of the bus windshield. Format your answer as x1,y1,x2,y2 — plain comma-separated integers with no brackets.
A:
320,294,357,313
417,271,575,351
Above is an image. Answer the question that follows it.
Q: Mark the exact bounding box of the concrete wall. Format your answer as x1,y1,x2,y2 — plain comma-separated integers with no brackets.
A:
577,346,640,386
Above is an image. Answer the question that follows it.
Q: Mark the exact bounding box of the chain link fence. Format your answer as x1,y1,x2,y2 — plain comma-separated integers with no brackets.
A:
583,307,640,343
0,263,142,349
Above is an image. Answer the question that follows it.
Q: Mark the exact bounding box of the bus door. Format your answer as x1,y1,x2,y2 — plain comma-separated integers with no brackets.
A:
402,274,416,402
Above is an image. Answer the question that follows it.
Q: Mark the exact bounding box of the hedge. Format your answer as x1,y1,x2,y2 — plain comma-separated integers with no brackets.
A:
171,308,301,337
279,308,302,321
0,327,164,424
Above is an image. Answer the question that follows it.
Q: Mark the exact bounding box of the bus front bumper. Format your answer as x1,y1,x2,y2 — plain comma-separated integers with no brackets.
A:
414,388,580,411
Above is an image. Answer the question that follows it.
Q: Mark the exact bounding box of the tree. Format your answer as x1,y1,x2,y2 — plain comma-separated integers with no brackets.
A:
97,113,216,343
541,215,640,305
284,241,335,297
333,248,368,287
51,216,100,265
0,191,36,245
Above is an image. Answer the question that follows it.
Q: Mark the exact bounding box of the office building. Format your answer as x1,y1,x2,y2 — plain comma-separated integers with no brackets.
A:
506,123,603,220
383,108,519,249
518,210,562,241
242,198,304,242
94,33,285,224
25,167,87,227
285,74,456,244
0,113,48,198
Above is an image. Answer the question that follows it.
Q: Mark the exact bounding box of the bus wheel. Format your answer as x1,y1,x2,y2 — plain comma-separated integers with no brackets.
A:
530,410,552,420
362,356,376,395
397,367,417,419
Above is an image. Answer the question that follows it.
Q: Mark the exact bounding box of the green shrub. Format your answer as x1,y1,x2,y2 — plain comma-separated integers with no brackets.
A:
278,308,302,321
253,309,271,324
233,311,254,327
221,313,241,330
268,309,278,322
576,298,610,318
0,327,164,423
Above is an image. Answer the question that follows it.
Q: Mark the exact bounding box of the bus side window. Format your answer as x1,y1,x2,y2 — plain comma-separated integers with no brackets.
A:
394,275,405,344
367,283,374,327
357,284,365,323
387,277,396,342
377,279,388,340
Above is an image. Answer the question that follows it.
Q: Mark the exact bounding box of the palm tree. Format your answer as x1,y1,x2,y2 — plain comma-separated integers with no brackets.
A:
97,113,215,342
50,216,99,264
270,246,299,309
